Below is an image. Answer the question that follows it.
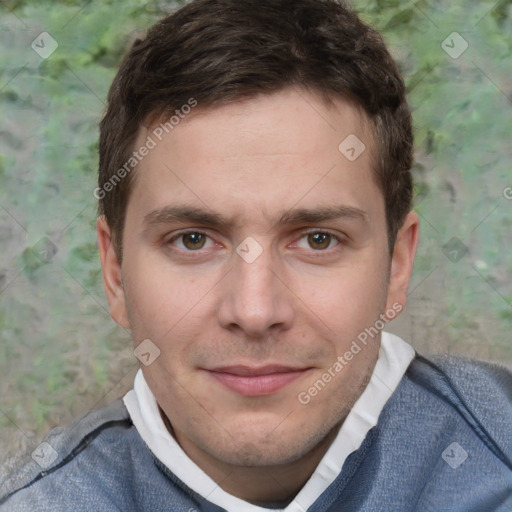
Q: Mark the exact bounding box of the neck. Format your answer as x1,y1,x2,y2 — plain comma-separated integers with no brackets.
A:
159,407,342,504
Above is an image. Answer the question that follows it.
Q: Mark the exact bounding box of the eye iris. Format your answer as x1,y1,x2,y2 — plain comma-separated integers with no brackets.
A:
308,233,330,250
183,233,206,250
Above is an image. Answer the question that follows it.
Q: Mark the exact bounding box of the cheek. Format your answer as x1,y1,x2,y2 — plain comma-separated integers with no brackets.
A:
293,262,388,336
123,259,215,340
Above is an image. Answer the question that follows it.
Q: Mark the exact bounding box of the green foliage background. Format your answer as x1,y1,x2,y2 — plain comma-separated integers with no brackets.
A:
0,0,511,467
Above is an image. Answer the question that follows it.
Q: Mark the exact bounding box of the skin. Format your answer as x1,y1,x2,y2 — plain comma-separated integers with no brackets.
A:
97,87,419,504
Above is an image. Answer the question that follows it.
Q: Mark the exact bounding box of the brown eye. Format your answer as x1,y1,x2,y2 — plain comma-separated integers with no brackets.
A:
307,232,332,250
182,232,207,250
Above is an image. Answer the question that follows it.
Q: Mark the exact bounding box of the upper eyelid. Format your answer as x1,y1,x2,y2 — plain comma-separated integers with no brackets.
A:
165,228,345,249
166,228,210,240
292,230,343,250
166,227,342,238
299,228,342,238
164,229,213,249
294,228,345,244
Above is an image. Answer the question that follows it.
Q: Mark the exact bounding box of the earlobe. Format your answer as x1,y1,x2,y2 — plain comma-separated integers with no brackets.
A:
386,211,420,314
96,216,131,329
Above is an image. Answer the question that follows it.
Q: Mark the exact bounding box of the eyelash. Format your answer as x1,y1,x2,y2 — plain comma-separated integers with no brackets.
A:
165,229,214,252
165,229,344,255
292,230,343,253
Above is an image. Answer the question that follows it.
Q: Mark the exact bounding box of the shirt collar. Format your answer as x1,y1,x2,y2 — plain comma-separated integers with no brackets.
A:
124,331,415,512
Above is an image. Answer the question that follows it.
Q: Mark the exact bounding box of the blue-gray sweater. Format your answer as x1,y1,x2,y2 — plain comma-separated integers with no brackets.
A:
1,354,511,511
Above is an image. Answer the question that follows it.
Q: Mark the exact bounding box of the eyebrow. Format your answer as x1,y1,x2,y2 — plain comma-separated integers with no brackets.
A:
143,206,231,231
142,205,369,232
275,206,368,227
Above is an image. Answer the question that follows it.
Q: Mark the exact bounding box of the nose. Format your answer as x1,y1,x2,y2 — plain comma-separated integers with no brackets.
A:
216,242,295,338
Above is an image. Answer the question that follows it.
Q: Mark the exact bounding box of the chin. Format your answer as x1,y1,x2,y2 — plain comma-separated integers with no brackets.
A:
204,418,335,467
215,438,307,467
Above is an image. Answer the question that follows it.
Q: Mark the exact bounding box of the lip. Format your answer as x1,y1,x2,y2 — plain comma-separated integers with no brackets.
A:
205,365,311,396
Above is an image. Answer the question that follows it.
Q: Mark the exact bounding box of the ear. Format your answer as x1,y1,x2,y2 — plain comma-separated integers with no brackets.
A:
385,211,419,317
97,215,131,329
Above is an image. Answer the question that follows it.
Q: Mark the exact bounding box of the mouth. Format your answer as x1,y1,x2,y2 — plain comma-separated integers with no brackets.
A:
204,365,312,396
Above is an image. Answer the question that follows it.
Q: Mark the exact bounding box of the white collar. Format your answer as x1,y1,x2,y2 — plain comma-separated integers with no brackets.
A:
124,331,415,512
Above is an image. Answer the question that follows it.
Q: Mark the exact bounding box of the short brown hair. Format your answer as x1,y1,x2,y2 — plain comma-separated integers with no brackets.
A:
98,0,413,260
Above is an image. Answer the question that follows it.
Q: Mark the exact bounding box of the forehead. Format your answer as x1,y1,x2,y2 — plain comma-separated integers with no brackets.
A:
126,88,383,231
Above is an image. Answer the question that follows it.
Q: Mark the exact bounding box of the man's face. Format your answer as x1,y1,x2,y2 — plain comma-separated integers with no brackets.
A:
100,88,414,467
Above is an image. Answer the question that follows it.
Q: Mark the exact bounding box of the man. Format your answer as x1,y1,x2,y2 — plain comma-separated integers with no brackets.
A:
1,0,511,510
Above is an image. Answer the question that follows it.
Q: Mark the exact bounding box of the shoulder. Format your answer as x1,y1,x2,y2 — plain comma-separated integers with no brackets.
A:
396,353,512,467
0,399,140,511
409,352,512,400
338,354,512,510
